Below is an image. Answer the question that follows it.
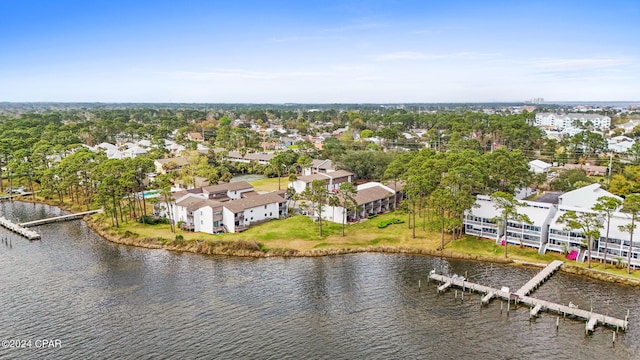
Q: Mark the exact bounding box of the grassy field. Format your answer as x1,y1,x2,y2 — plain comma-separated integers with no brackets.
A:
248,177,289,192
110,211,442,252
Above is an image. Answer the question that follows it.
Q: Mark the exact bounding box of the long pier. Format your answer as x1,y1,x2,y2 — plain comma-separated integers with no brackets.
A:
430,261,628,333
19,210,101,228
0,210,101,240
0,217,40,240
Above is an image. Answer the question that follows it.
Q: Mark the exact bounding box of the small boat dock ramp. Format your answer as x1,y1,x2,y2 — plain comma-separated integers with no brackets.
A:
0,210,101,240
429,260,628,334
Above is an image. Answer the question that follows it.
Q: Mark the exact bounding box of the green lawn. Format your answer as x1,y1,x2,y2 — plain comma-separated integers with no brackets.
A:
249,177,289,192
445,236,566,263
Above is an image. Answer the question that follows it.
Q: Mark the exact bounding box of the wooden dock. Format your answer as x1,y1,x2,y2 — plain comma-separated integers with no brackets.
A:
0,217,40,240
20,210,101,228
430,270,628,332
515,260,564,296
0,210,100,240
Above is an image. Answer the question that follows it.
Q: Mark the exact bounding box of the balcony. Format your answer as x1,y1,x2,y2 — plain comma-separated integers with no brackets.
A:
235,225,249,232
180,222,195,231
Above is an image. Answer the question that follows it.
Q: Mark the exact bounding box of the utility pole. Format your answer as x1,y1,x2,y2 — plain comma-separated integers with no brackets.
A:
608,153,613,182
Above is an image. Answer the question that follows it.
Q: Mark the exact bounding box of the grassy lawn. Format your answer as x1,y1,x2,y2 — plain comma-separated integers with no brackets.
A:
110,211,441,252
249,177,289,192
445,236,566,263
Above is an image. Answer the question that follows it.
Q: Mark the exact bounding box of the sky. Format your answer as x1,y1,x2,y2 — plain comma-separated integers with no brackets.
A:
1,0,639,103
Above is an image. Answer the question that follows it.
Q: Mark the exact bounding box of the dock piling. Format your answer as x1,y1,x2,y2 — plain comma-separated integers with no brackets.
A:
429,260,628,332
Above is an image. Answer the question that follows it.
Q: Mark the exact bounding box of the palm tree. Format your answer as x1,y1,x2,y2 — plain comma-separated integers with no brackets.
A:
328,195,340,223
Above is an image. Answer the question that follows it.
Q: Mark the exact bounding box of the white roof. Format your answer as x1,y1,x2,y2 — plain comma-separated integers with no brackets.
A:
529,159,552,169
468,195,555,227
558,184,622,209
606,212,634,240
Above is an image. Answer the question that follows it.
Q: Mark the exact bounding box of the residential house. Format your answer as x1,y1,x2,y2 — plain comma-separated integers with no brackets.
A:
590,211,640,267
303,159,336,176
320,182,397,223
225,151,275,165
173,196,225,234
289,170,354,194
154,157,189,175
350,182,396,221
463,184,637,265
221,192,287,233
202,181,253,200
608,136,636,153
557,183,621,209
545,184,622,256
463,195,558,253
617,119,640,134
157,181,287,234
528,159,552,174
187,132,204,142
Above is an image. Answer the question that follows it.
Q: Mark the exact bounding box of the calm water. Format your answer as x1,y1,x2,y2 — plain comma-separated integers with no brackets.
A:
1,202,640,359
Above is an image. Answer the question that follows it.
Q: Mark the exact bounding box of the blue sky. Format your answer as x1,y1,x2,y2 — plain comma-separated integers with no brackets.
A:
1,0,638,103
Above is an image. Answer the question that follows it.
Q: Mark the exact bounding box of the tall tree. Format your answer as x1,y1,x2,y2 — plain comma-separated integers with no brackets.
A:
304,179,329,236
558,210,602,268
619,194,640,273
338,182,357,236
592,196,623,269
490,191,532,258
431,188,455,250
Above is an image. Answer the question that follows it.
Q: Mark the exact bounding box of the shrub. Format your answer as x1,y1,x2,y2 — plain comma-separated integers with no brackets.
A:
377,218,405,228
138,215,170,225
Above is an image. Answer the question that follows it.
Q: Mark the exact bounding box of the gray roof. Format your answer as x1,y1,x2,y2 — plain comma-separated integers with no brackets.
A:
296,170,354,184
202,181,253,194
354,186,394,205
227,151,275,162
176,196,222,211
155,157,189,166
311,159,335,170
223,192,286,213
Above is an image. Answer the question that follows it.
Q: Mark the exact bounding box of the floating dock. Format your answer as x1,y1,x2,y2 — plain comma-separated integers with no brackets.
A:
430,261,628,333
0,217,40,240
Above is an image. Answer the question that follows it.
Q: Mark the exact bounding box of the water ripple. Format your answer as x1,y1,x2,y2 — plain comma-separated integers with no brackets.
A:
1,202,640,359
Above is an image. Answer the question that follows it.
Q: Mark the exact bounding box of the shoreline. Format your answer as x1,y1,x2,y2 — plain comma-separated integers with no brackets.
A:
83,217,640,288
9,199,640,288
